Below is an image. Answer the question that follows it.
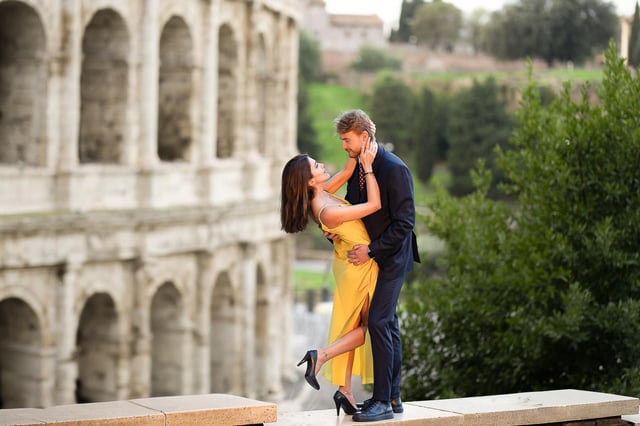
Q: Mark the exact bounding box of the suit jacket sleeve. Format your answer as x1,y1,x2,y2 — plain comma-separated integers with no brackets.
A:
368,164,416,266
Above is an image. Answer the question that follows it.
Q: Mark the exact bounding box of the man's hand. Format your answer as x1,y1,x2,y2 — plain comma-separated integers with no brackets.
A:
347,244,370,266
323,230,340,242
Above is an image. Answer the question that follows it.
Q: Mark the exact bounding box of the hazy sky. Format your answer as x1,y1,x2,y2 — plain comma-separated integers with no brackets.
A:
324,0,636,33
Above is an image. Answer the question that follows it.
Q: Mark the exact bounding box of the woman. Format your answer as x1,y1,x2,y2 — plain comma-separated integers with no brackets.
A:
281,137,380,416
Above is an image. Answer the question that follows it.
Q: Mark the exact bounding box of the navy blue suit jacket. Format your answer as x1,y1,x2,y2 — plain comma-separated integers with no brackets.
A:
346,145,420,275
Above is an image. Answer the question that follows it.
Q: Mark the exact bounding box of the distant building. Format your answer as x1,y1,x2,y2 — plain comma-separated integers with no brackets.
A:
620,14,632,63
302,0,386,53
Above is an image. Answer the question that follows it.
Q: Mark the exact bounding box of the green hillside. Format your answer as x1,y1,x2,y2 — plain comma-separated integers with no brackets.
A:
308,82,366,170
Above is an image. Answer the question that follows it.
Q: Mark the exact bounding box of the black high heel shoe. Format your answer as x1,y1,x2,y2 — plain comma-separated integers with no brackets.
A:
333,390,357,415
297,350,320,390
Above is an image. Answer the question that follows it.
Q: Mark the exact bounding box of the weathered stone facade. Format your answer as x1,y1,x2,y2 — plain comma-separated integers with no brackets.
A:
0,0,299,409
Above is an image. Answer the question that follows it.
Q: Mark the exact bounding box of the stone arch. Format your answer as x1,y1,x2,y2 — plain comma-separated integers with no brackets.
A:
150,281,184,396
79,9,129,164
255,33,270,156
75,292,119,403
216,23,238,159
158,15,193,162
254,263,269,398
0,1,47,166
0,297,44,408
209,271,238,393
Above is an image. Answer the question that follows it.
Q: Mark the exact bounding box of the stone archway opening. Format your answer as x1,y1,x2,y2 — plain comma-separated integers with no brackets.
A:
0,297,43,408
79,9,129,164
158,16,194,162
216,24,238,159
75,293,119,403
150,281,184,396
0,1,47,166
210,272,237,393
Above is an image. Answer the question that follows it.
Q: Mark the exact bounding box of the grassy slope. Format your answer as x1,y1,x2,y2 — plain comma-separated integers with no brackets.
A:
308,82,366,169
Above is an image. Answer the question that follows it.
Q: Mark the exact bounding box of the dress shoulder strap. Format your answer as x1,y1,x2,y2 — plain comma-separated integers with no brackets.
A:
317,204,330,227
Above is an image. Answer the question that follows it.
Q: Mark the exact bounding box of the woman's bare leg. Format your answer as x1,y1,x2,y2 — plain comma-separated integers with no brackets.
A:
315,325,366,373
315,297,370,408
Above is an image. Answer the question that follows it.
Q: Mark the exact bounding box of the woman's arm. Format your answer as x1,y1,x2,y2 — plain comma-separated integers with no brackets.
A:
322,157,356,194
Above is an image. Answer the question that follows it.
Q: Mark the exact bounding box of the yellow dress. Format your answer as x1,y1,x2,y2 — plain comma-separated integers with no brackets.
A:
319,200,379,386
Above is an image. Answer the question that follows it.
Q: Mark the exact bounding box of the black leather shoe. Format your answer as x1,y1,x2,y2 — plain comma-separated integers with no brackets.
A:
391,397,404,413
352,400,393,422
358,397,403,413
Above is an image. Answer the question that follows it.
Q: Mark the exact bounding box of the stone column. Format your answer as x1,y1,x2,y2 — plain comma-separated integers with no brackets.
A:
178,314,195,393
136,0,160,207
130,259,153,398
193,251,214,393
198,0,217,206
115,332,132,401
199,1,216,168
241,243,257,398
54,256,83,405
280,237,295,383
129,303,151,398
54,0,82,209
239,4,258,158
266,250,285,399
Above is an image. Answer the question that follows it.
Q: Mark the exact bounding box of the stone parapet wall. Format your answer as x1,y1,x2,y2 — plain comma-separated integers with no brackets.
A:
0,389,637,425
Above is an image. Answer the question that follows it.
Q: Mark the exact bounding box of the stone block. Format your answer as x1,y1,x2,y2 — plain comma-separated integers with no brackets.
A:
0,408,46,425
131,393,277,426
411,389,639,426
0,401,163,425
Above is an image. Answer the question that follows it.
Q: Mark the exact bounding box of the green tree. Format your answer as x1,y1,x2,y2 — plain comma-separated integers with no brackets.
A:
296,80,320,157
484,0,617,65
390,0,422,43
446,77,513,196
413,86,447,183
484,0,553,62
547,0,619,65
411,0,463,51
629,1,640,67
401,42,640,400
298,30,322,82
465,8,491,55
367,74,416,160
351,45,402,73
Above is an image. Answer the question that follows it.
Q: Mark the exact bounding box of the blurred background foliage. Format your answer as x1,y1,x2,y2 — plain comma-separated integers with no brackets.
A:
295,0,640,399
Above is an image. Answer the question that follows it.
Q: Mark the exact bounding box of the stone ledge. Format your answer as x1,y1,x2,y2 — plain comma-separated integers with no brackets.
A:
268,389,639,426
0,394,277,426
0,390,636,426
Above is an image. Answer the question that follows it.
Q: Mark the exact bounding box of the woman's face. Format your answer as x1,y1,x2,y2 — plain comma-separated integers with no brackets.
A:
307,157,329,186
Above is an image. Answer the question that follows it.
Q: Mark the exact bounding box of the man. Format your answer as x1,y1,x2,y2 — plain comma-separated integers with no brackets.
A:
333,109,420,422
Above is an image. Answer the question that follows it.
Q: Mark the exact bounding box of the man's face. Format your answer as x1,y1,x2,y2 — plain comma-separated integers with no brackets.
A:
340,130,365,159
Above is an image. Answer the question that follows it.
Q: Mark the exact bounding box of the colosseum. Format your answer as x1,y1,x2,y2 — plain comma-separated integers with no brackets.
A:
0,0,299,408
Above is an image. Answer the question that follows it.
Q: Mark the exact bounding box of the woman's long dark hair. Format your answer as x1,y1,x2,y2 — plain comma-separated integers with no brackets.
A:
281,154,315,233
